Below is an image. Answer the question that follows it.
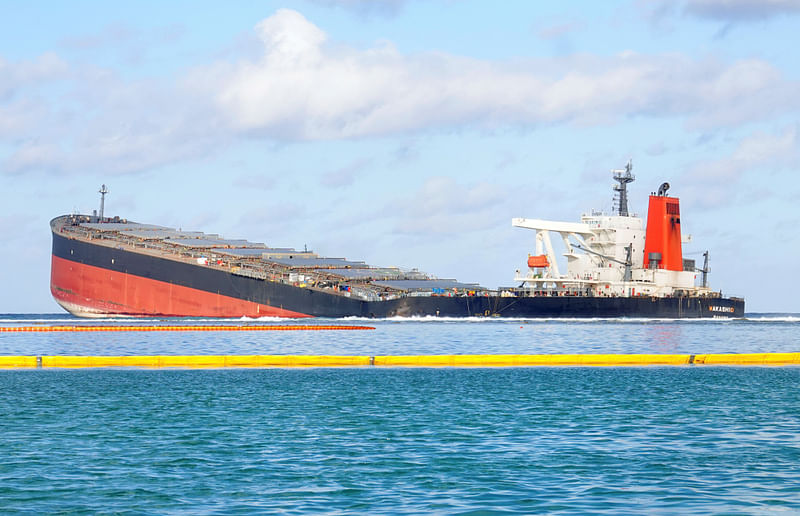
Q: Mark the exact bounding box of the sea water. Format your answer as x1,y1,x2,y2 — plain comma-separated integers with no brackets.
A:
1,314,799,514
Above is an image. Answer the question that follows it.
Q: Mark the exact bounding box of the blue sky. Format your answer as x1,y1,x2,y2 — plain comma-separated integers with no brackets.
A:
2,0,799,313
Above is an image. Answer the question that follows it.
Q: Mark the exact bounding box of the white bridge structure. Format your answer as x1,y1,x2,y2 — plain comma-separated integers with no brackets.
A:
512,162,710,299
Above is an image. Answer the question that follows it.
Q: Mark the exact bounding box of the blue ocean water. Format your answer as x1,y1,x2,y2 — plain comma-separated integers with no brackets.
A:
1,313,799,356
1,313,799,514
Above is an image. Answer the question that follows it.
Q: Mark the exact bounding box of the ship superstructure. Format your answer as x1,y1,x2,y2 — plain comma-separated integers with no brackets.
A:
513,161,707,299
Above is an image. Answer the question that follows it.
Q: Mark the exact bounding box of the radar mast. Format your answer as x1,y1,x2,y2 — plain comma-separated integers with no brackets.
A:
612,159,634,216
98,184,109,221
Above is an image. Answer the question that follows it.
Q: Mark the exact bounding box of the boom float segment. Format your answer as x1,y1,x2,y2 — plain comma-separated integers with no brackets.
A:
1,353,799,369
0,356,38,368
40,355,372,368
693,353,800,365
374,354,692,366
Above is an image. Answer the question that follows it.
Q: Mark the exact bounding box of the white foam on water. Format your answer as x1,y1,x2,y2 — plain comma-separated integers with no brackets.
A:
0,317,129,324
339,315,745,324
5,313,796,326
743,315,800,323
237,316,297,322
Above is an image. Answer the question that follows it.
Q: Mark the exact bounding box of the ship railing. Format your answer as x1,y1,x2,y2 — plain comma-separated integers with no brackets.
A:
63,226,98,241
406,291,434,297
349,288,381,302
511,287,595,298
231,268,268,280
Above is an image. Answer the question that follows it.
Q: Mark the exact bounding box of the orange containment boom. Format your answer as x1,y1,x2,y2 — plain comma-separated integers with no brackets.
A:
527,255,550,268
643,193,683,271
0,325,375,333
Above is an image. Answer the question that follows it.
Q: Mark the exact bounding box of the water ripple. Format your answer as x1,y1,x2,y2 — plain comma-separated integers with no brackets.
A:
1,368,799,513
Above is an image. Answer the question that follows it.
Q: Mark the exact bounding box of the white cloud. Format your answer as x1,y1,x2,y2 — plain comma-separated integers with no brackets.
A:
2,9,798,177
235,202,310,242
212,10,798,140
57,22,185,66
685,0,800,21
0,52,69,100
537,22,583,41
234,174,277,190
1,62,226,175
59,23,137,50
682,126,799,207
0,98,50,138
321,157,372,188
691,126,798,182
255,9,327,65
644,0,800,29
2,141,63,174
306,0,409,17
390,177,506,235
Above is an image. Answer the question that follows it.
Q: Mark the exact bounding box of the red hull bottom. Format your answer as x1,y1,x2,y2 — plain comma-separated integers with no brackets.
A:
50,255,311,318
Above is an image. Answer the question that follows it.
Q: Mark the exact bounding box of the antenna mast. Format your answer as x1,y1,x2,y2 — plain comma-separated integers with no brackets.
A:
99,184,109,221
701,251,709,288
611,159,635,216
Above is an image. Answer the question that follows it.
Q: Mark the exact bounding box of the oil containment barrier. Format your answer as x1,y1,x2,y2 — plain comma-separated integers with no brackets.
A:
0,353,799,369
0,325,375,332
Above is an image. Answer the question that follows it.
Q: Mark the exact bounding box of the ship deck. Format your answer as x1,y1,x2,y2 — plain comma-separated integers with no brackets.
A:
51,214,486,303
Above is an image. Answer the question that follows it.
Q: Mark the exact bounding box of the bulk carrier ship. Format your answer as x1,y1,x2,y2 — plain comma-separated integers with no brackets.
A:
50,164,744,318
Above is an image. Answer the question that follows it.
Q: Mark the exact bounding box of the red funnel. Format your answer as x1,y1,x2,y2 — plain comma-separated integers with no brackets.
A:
643,194,683,271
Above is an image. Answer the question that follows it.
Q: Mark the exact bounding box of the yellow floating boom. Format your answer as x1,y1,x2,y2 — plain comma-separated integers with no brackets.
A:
0,353,798,369
373,354,692,367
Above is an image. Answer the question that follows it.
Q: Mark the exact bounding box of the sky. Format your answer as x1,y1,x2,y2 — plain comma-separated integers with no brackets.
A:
1,0,799,313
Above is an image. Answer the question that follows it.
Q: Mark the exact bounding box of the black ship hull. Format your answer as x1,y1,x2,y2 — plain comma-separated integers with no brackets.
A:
51,231,744,318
